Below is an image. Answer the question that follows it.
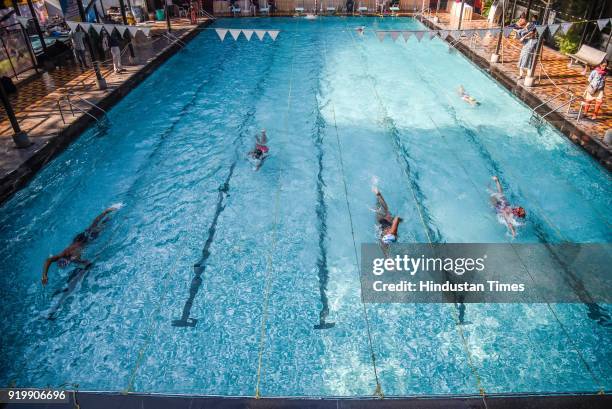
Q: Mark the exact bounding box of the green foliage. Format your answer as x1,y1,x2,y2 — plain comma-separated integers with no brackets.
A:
481,0,494,18
555,27,581,55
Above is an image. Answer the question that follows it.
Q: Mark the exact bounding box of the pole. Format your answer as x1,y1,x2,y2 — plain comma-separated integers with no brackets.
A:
76,0,107,90
166,0,173,32
492,0,505,63
100,0,107,19
118,0,136,57
579,1,595,48
11,0,21,15
525,0,533,18
457,0,466,30
510,0,517,21
26,0,47,54
0,80,30,148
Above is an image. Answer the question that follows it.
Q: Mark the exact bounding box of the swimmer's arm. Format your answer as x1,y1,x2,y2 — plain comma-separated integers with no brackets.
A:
390,216,402,236
89,207,117,229
42,255,61,285
492,176,503,194
375,191,390,214
507,222,517,238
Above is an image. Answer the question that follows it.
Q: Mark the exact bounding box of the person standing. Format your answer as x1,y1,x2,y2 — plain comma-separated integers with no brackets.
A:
517,15,538,79
109,30,124,74
70,28,88,70
583,61,607,120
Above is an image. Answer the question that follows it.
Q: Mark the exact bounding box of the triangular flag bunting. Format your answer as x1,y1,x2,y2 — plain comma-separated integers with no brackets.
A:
91,23,103,34
141,28,151,37
597,18,609,31
104,24,116,35
80,23,92,32
67,21,79,32
429,31,438,40
120,25,130,36
548,24,560,36
464,29,475,38
128,26,139,37
488,28,500,37
478,29,488,38
402,31,412,42
390,31,400,42
503,27,513,38
450,30,461,40
229,29,241,41
267,30,279,41
16,16,30,27
242,29,254,41
439,30,449,39
415,31,425,42
560,22,572,34
535,25,548,36
377,31,386,42
254,30,266,41
216,28,228,41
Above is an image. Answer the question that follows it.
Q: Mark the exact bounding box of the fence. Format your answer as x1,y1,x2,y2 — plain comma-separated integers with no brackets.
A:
0,22,37,79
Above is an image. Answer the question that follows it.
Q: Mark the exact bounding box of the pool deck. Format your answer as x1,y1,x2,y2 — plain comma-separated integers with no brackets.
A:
2,391,610,409
420,11,611,170
0,17,211,205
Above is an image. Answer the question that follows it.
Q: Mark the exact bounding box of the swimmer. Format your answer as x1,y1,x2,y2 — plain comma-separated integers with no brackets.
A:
41,204,121,285
373,187,402,248
490,176,526,238
248,129,269,170
457,85,480,106
356,26,365,35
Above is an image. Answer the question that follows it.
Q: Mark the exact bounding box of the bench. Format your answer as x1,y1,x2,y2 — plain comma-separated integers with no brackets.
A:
326,7,336,14
568,44,607,74
390,6,400,16
295,7,304,15
358,6,368,14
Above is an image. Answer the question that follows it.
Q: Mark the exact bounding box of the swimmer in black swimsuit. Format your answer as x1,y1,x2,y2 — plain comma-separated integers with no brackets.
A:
373,187,402,247
41,205,120,285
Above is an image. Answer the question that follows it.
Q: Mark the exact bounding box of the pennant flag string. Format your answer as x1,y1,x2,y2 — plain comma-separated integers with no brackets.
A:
67,21,150,37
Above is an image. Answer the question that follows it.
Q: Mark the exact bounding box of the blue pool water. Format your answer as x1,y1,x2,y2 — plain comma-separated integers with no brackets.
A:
0,17,611,396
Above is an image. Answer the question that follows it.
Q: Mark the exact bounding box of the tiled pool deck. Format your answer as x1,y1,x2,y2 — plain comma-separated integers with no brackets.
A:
0,18,210,204
0,13,610,205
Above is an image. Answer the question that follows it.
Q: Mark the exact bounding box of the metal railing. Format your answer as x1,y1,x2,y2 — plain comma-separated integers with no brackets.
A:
529,89,576,126
162,32,187,48
57,93,109,125
199,9,216,20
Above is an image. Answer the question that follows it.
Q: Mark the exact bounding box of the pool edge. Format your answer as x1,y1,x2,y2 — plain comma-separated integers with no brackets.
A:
2,391,609,409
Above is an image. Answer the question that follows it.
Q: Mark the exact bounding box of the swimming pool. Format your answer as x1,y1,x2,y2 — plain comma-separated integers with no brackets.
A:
0,17,610,397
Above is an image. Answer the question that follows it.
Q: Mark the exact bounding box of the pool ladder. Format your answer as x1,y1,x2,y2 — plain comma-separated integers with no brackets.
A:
57,92,109,126
162,32,187,48
529,89,576,127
